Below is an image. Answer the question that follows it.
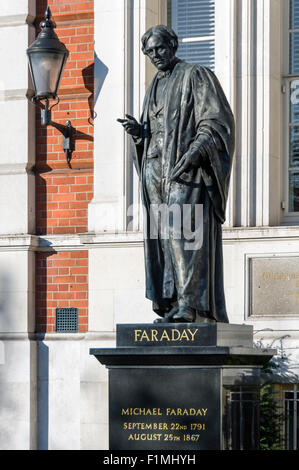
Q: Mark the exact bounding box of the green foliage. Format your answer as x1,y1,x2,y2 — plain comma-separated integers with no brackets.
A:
259,383,283,450
259,361,284,450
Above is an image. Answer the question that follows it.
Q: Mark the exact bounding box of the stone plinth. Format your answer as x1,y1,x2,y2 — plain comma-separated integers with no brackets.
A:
90,323,275,450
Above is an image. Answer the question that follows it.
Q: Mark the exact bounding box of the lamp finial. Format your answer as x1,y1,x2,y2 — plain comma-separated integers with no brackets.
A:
40,6,56,29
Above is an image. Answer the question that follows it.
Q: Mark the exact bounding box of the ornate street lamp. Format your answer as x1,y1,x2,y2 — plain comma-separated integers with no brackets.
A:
27,7,74,163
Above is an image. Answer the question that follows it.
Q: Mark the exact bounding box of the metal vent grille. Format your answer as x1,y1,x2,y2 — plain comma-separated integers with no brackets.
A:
55,307,78,332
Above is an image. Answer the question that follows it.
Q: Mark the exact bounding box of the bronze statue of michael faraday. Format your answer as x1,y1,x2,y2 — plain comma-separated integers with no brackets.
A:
118,25,235,324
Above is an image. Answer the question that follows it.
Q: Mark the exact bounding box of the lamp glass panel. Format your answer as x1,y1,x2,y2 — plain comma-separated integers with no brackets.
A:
30,52,65,96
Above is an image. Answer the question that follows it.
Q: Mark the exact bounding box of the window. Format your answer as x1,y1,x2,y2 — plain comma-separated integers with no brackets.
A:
273,384,299,450
167,0,215,70
285,0,299,215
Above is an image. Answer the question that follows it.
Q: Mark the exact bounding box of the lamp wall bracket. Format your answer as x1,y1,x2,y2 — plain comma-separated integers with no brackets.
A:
33,96,74,167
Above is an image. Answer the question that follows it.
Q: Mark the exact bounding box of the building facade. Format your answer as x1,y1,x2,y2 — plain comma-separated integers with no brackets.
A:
0,0,298,450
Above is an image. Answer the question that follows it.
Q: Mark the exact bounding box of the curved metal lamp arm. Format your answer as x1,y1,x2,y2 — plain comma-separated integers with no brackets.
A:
35,96,59,126
31,96,74,166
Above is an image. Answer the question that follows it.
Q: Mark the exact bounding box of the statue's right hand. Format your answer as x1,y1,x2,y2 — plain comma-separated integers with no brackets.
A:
117,114,141,138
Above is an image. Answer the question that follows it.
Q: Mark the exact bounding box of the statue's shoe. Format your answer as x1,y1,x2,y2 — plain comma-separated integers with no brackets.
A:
154,317,169,324
173,307,196,323
153,306,178,324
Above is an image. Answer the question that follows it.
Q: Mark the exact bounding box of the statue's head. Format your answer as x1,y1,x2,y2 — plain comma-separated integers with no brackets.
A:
141,25,178,71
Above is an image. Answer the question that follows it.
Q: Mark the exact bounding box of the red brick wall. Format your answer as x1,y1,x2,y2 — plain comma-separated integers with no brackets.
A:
35,0,94,332
35,0,94,236
36,251,89,333
36,172,93,235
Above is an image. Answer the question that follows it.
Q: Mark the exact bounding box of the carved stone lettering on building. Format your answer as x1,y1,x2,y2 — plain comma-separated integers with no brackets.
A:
250,257,299,316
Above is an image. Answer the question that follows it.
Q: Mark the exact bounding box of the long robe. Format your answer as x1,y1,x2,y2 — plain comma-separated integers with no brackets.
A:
132,59,235,322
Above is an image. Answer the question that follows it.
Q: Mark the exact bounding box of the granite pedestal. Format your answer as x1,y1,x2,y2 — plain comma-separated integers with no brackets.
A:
90,323,275,450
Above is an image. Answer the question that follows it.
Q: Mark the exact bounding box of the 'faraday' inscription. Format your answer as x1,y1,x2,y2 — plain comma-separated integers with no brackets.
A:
116,324,217,347
134,328,198,343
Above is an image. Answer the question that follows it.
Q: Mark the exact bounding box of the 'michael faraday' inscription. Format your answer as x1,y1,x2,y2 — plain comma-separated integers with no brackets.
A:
250,256,299,316
109,368,220,450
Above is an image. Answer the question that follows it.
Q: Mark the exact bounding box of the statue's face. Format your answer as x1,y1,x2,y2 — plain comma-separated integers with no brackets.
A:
144,33,175,71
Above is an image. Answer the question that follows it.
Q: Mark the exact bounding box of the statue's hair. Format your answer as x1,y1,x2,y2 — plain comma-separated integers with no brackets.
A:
141,25,179,54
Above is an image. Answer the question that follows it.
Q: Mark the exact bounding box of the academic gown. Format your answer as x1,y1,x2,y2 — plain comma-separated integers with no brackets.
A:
132,59,235,322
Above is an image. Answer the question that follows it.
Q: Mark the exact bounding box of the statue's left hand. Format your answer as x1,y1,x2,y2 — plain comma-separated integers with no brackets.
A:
170,152,203,181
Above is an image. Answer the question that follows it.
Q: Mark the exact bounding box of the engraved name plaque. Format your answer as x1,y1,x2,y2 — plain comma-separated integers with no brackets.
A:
109,368,221,450
250,256,299,316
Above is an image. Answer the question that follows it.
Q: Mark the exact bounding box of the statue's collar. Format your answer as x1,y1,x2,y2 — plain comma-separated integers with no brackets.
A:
155,57,181,80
